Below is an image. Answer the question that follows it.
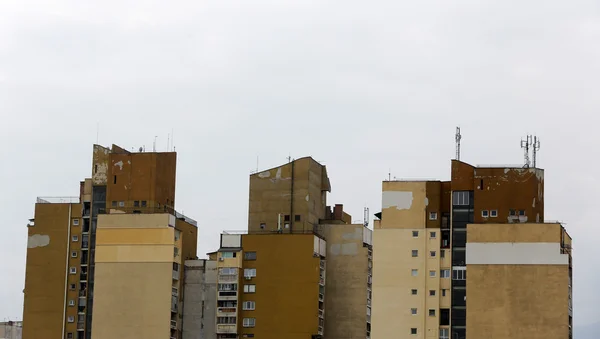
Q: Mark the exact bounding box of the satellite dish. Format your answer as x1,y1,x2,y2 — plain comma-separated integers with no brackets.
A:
139,147,143,152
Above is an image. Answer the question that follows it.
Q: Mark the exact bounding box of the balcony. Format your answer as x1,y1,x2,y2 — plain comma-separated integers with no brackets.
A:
216,324,237,334
218,291,238,301
82,242,89,249
37,196,80,204
217,307,238,317
80,273,88,281
318,309,324,318
170,320,177,329
319,293,324,302
77,322,85,331
320,261,326,270
172,270,179,280
218,275,238,283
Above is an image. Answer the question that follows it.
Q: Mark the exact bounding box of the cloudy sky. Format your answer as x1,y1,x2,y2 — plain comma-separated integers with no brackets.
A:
1,0,599,333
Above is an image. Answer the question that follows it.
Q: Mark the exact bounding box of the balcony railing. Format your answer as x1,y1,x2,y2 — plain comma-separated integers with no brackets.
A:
172,270,179,280
77,322,85,330
218,275,238,282
318,309,324,318
217,307,238,316
216,324,237,334
97,206,197,226
170,320,177,329
319,293,324,302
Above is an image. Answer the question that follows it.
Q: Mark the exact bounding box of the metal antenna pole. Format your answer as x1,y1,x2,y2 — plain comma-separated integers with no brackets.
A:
455,127,462,160
532,136,541,168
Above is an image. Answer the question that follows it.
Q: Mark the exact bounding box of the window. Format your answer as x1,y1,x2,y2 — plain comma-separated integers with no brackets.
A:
519,209,525,216
68,299,75,306
430,251,436,257
442,289,448,297
244,252,257,260
260,223,266,229
244,285,256,293
71,251,77,258
67,333,74,339
440,328,449,339
244,268,256,278
440,250,445,258
141,200,147,207
509,209,516,216
113,175,117,184
67,316,74,323
72,219,79,226
429,212,438,220
429,270,436,277
69,267,76,274
295,215,301,221
412,231,419,237
284,215,291,222
411,308,417,315
452,267,467,280
411,328,417,335
429,309,436,316
134,200,140,207
243,318,256,328
118,201,125,207
174,247,179,257
111,200,117,207
412,250,418,257
174,230,181,241
72,235,78,242
441,269,451,278
490,210,498,217
430,231,436,238
219,267,237,275
481,210,489,218
452,191,469,205
429,290,436,296
69,284,76,290
411,289,418,295
221,252,235,259
243,301,255,310
411,269,418,276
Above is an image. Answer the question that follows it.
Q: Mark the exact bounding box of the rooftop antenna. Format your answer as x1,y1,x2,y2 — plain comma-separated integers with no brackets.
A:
287,155,292,163
521,135,532,168
455,127,462,160
153,136,158,152
532,136,541,168
364,207,369,227
388,169,391,181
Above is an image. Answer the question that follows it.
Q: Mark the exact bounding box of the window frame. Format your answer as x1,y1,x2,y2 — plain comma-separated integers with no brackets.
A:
481,210,489,218
244,252,257,260
490,209,498,217
429,212,438,220
243,301,256,310
411,250,419,257
411,269,418,277
243,318,256,328
244,284,256,293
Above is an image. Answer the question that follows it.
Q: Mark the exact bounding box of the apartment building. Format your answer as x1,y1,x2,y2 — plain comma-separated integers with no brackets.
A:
212,232,327,339
0,321,22,339
371,160,573,339
182,259,218,339
22,144,198,339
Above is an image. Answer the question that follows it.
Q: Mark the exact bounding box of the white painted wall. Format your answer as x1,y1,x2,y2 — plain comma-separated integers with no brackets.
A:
466,243,569,265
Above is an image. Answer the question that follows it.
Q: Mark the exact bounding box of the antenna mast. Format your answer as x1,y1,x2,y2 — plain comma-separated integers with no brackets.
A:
455,127,462,160
532,136,541,168
153,136,158,152
521,135,532,168
364,207,369,227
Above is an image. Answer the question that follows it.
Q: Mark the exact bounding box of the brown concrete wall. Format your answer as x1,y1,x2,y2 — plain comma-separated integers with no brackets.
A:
321,224,369,339
468,223,561,243
106,150,177,210
467,265,570,339
425,181,442,229
380,181,427,229
472,167,544,223
23,203,80,339
240,234,321,339
248,157,329,233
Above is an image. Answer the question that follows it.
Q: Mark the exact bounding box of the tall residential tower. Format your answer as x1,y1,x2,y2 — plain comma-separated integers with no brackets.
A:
371,160,572,339
22,144,198,339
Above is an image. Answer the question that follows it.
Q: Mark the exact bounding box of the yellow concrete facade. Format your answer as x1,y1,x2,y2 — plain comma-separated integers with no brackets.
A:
372,181,442,339
466,223,573,339
91,213,181,339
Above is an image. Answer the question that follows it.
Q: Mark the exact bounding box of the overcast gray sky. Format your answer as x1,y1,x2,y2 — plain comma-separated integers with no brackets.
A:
1,0,599,333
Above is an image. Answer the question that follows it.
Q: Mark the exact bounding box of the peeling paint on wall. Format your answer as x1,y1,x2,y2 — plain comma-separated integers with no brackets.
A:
424,197,429,206
382,191,413,210
27,234,50,248
114,160,124,170
258,170,271,178
532,198,536,208
305,195,309,202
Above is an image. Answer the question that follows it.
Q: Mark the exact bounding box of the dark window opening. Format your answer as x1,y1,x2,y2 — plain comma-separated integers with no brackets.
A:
410,328,417,335
509,209,516,216
113,175,117,184
94,165,98,173
295,215,301,222
111,201,117,207
440,309,450,326
141,201,147,207
519,209,526,216
479,179,484,190
134,201,140,207
260,223,266,229
244,252,257,260
284,215,290,222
